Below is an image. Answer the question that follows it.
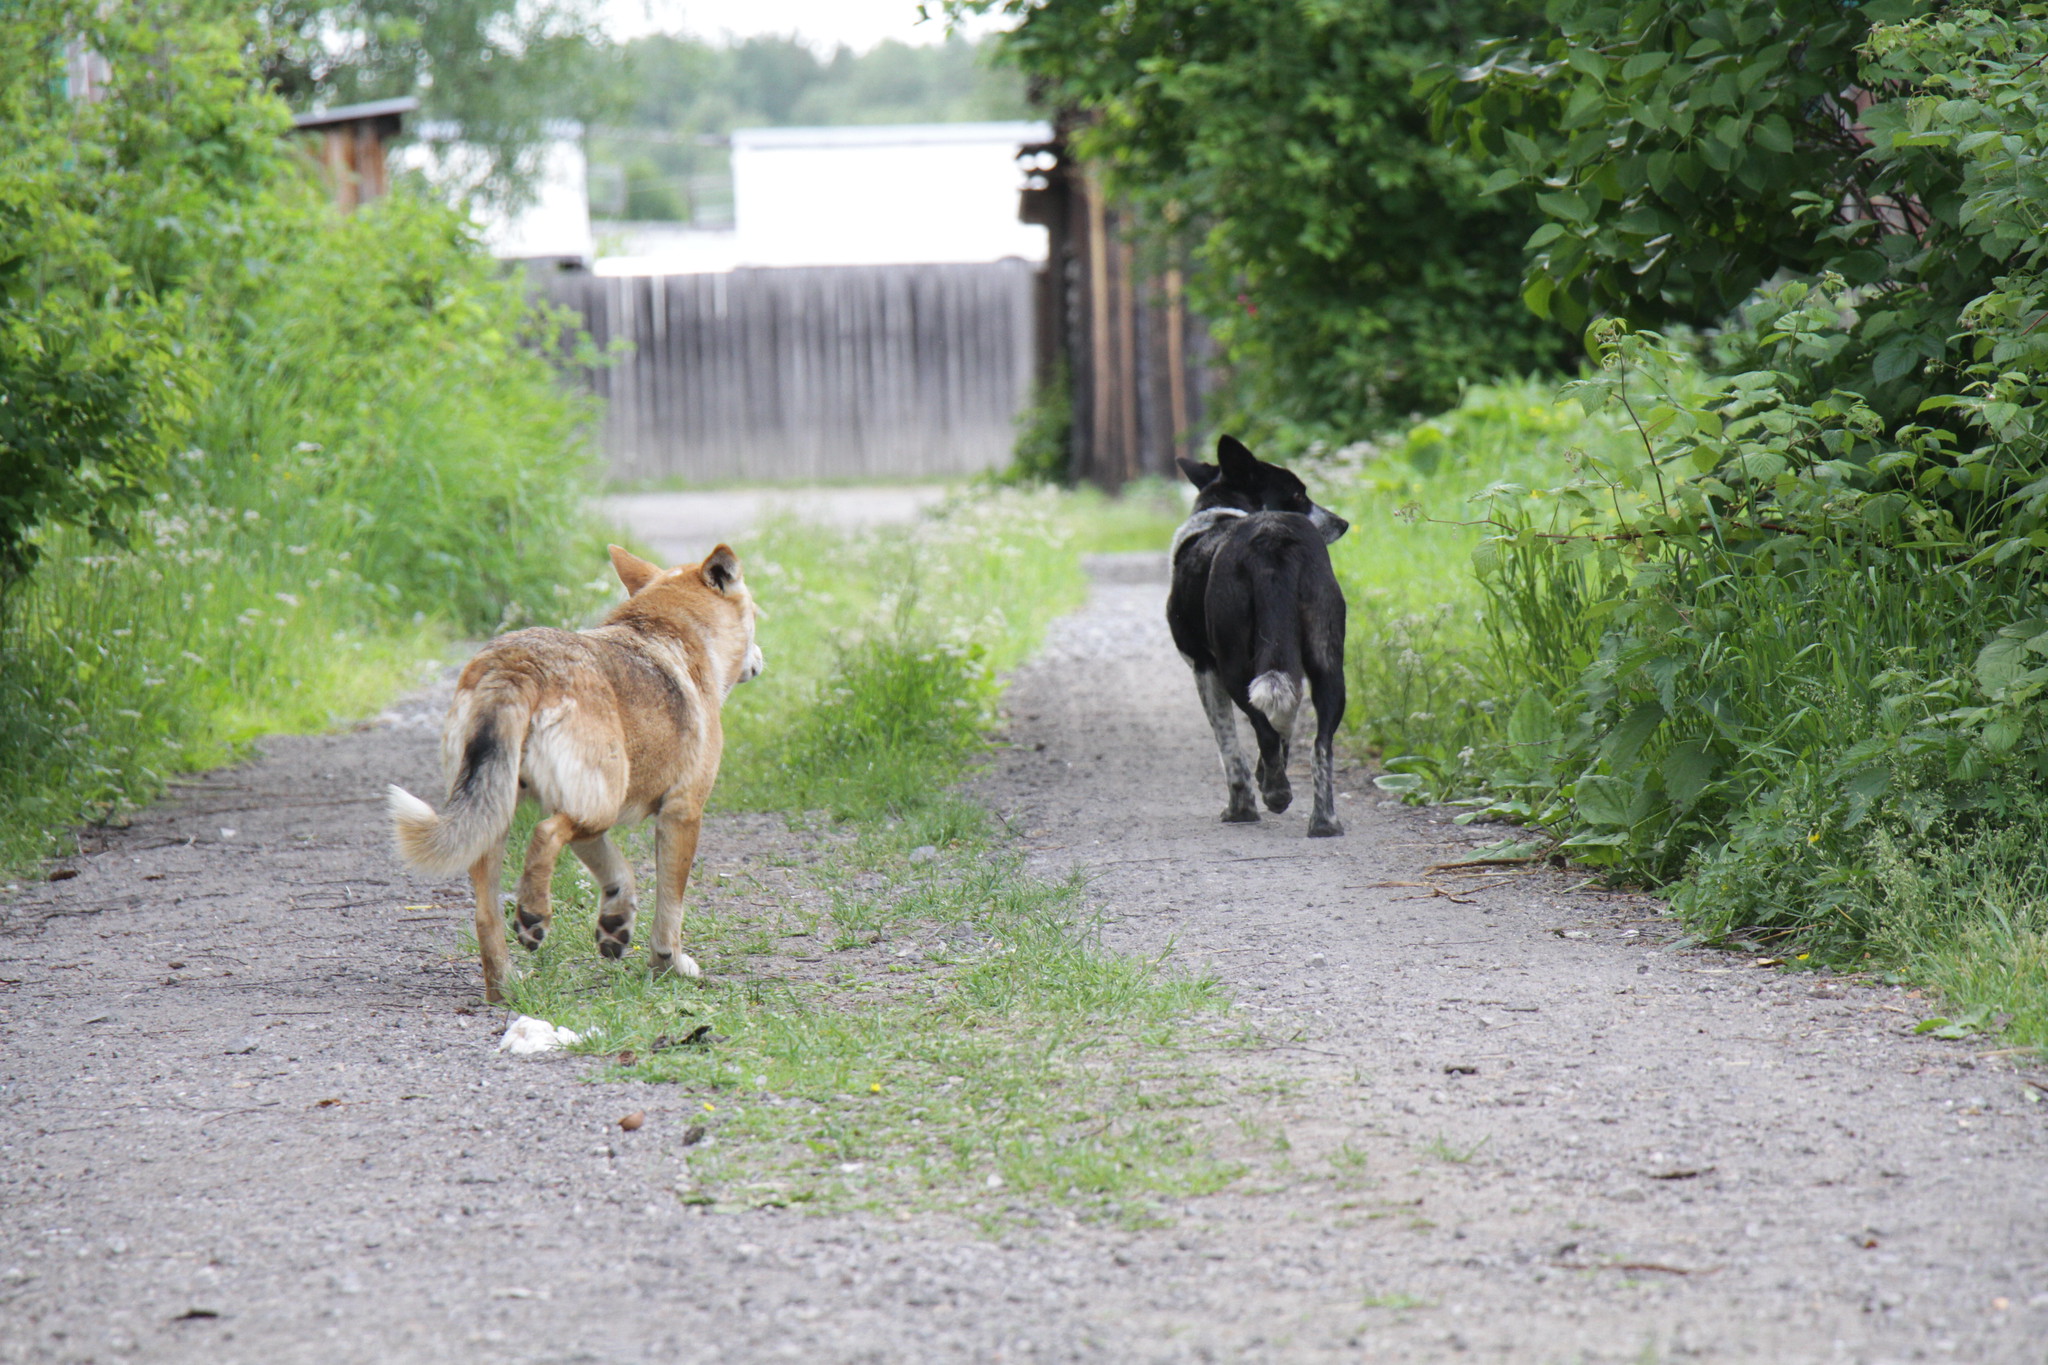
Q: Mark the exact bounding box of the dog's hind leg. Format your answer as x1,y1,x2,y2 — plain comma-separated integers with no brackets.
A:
571,833,636,959
649,802,704,979
514,813,579,951
1244,697,1294,814
1245,708,1292,813
1195,669,1259,822
1306,665,1347,839
468,841,511,1002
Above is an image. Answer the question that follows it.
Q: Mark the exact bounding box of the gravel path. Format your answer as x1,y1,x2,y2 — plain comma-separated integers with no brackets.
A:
601,487,954,566
1,554,2044,1364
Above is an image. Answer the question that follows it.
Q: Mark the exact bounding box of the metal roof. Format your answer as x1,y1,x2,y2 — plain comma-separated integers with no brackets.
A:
291,96,420,131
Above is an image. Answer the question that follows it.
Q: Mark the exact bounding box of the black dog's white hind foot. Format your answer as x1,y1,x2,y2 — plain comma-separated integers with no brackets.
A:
1307,742,1344,837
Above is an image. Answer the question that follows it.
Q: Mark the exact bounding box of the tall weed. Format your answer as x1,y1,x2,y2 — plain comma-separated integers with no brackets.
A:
1316,380,1634,792
1347,305,2048,1046
715,486,1163,815
0,191,611,867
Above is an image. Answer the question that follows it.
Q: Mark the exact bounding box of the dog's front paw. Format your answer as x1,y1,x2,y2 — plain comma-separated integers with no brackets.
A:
650,948,701,979
1221,805,1261,824
595,913,633,959
1307,815,1345,838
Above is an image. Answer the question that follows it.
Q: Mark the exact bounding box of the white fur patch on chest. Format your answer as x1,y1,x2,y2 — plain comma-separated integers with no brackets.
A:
1170,507,1249,564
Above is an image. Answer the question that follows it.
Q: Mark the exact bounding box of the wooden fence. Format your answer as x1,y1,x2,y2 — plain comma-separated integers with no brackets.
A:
530,260,1038,483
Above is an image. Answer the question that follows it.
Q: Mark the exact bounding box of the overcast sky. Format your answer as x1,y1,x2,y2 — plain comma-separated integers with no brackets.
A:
596,0,1009,50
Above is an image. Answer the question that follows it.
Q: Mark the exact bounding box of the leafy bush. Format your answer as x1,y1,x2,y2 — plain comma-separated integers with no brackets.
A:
0,1,281,581
1318,377,1635,788
0,3,609,866
953,0,1576,435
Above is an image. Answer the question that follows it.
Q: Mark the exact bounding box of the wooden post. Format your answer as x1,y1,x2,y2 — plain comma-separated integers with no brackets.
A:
1165,266,1189,462
1115,234,1140,482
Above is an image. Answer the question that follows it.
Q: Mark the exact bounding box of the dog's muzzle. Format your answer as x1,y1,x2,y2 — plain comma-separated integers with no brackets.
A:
1308,503,1350,544
742,644,765,683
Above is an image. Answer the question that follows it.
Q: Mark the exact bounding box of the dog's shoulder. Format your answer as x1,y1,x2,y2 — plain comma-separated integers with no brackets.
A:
1220,509,1336,562
576,621,702,727
1170,507,1250,568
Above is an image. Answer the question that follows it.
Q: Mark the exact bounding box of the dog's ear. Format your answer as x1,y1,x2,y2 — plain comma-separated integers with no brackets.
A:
608,544,661,596
1215,434,1259,482
1176,457,1218,489
701,544,742,594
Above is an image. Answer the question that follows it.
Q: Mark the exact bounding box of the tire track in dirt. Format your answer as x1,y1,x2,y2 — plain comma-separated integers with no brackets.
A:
0,554,2041,1364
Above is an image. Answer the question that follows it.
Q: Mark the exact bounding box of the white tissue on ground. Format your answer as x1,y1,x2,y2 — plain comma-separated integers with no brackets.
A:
497,1015,581,1055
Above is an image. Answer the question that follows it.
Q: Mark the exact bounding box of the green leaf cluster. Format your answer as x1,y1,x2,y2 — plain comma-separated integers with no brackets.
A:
1425,0,1976,414
0,1,289,585
1366,6,2048,975
0,1,609,865
949,0,1578,435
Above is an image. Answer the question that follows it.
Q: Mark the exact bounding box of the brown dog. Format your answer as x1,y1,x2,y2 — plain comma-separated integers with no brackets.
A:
388,544,764,1001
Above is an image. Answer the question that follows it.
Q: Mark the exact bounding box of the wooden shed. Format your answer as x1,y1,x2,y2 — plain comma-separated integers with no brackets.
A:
291,96,419,211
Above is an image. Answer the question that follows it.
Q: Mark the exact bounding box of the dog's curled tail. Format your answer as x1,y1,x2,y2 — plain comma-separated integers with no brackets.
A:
387,708,523,877
1248,670,1304,734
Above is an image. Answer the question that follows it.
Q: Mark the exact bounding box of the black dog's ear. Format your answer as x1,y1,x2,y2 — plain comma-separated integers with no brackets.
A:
1176,457,1218,488
1216,434,1259,482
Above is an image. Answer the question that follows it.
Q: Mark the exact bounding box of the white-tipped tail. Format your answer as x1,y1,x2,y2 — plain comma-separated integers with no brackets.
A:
387,783,498,878
1248,671,1303,732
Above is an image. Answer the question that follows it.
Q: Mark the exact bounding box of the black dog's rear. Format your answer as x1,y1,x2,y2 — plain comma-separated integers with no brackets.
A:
1168,435,1349,837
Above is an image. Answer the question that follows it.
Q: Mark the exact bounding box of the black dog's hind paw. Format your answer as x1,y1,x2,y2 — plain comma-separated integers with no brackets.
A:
1307,815,1345,838
1221,804,1261,824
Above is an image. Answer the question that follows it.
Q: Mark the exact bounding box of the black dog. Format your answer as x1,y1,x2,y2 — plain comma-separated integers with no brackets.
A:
1168,435,1349,838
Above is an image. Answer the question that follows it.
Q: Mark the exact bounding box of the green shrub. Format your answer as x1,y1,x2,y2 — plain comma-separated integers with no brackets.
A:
1319,377,1635,791
1002,357,1072,485
0,4,609,867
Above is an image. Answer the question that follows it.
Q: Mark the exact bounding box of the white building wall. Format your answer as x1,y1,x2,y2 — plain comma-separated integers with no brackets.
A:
727,122,1050,269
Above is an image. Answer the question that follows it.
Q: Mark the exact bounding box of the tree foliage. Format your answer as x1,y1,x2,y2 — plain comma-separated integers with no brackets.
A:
952,0,1577,435
1402,4,2048,959
1425,0,1998,424
255,0,601,205
0,1,287,585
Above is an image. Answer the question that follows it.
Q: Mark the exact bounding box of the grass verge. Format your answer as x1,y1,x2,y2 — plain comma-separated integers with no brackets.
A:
1315,375,2048,1057
498,490,1253,1223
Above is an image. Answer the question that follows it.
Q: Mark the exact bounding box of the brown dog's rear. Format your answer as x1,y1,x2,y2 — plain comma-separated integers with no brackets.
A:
389,544,764,1001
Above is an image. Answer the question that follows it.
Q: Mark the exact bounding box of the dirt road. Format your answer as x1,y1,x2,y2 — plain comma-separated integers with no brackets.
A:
2,554,2043,1363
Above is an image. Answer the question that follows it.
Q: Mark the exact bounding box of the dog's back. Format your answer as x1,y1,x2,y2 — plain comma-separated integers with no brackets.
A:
1200,512,1345,732
1167,435,1349,837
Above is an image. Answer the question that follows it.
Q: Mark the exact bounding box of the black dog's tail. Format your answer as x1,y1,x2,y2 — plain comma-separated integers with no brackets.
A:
1244,555,1308,734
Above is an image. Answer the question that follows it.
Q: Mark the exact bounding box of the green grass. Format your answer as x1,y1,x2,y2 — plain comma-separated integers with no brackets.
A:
492,489,1249,1222
1314,373,2048,1059
1313,379,1634,787
500,795,1239,1224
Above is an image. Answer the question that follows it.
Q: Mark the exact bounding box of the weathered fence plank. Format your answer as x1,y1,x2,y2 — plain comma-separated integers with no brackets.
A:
534,260,1037,484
